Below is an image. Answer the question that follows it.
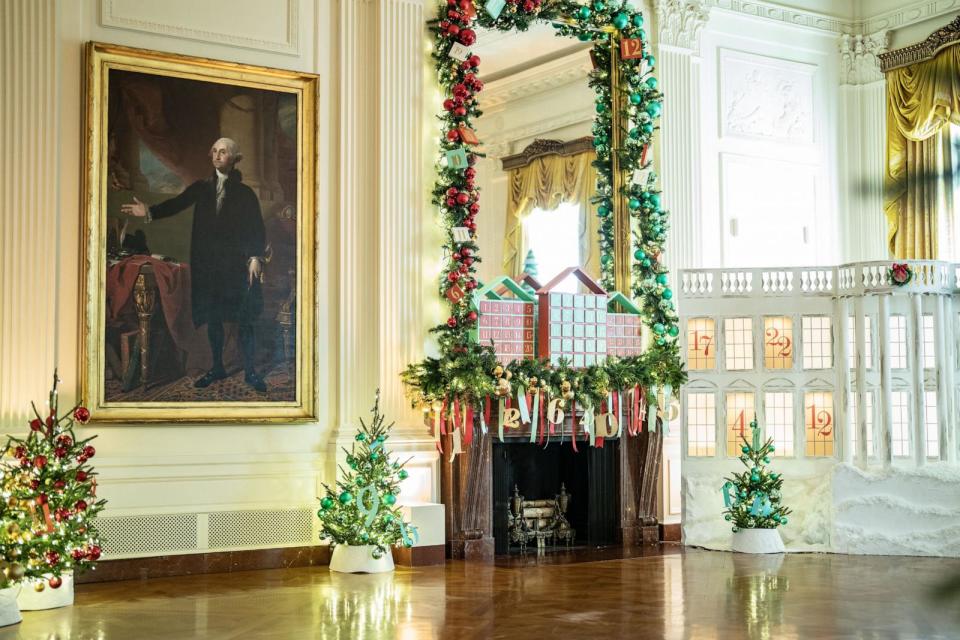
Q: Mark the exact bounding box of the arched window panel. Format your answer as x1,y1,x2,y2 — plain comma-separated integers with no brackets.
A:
724,386,756,457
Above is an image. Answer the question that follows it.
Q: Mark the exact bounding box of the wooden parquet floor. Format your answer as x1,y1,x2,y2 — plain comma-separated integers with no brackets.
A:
5,547,959,639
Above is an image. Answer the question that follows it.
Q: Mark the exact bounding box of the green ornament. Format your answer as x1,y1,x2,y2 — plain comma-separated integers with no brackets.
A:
763,457,770,464
593,0,605,10
637,29,647,41
629,93,642,105
656,273,668,285
398,469,409,480
642,122,654,134
355,433,366,442
742,445,750,454
649,193,661,208
646,54,656,68
629,127,641,139
371,452,380,461
632,14,644,27
770,445,776,452
773,514,781,522
629,197,641,210
360,532,369,542
641,258,652,268
667,325,679,337
781,517,788,525
338,491,354,504
739,490,747,497
661,288,673,300
598,205,610,217
732,527,739,533
578,6,591,20
653,323,665,335
320,497,334,510
655,337,665,346
751,474,760,483
645,76,658,89
652,224,662,234
384,494,397,506
578,31,593,42
595,101,608,114
601,253,613,265
349,461,358,470
645,101,662,117
613,12,629,29
724,515,731,521
634,249,646,260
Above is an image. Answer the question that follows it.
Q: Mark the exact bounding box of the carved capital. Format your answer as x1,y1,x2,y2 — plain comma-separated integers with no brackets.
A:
839,31,890,85
655,0,710,52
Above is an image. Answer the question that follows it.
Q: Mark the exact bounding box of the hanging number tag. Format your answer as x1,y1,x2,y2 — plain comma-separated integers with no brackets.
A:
448,42,470,61
547,398,565,426
485,0,506,19
446,147,468,170
357,484,380,527
621,38,644,59
452,227,472,243
502,408,521,430
399,521,420,547
517,386,530,424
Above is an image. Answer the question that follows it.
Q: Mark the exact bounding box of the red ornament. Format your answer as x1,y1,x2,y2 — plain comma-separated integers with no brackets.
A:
452,252,462,262
469,203,480,214
57,435,73,447
37,493,48,505
77,454,88,464
446,197,457,207
29,479,39,490
71,549,85,561
460,247,473,257
76,471,88,482
463,257,474,267
456,192,470,205
45,416,54,428
454,106,467,117
447,24,460,36
29,419,42,431
468,55,481,67
439,20,450,31
19,457,30,468
458,264,469,274
83,445,96,458
447,317,458,328
446,186,458,196
465,280,478,290
447,271,460,283
45,551,60,566
73,406,90,424
447,129,461,142
54,447,67,459
33,455,47,469
75,500,88,512
447,9,460,19
13,446,25,458
48,576,62,589
459,28,476,45
465,167,476,179
87,545,101,561
467,154,477,166
443,98,455,111
467,311,478,322
54,480,65,491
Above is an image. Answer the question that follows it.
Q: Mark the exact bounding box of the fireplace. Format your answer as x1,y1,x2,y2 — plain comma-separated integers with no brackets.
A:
440,414,663,561
492,441,618,554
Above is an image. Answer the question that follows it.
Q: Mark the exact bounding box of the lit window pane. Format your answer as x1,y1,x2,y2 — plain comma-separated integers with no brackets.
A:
725,392,755,456
849,391,874,457
923,315,935,369
522,204,581,293
925,391,940,458
687,318,716,370
725,318,754,370
889,316,907,369
804,391,835,457
891,391,909,457
802,316,832,369
764,392,794,457
763,316,793,369
686,393,716,457
847,316,872,370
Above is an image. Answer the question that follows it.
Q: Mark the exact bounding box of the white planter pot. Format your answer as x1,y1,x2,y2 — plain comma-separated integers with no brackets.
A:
731,528,785,554
329,545,395,574
0,587,21,627
17,572,74,611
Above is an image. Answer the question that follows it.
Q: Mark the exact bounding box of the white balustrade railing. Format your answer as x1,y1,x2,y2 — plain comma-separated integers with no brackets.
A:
678,260,959,469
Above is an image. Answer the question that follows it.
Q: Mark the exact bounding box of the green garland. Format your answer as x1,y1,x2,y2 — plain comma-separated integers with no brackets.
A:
407,0,683,414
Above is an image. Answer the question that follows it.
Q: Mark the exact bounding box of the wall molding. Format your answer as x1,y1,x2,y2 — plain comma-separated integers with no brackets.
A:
656,0,710,52
879,14,960,72
481,50,593,108
481,107,596,157
705,0,960,36
840,31,890,85
99,0,300,55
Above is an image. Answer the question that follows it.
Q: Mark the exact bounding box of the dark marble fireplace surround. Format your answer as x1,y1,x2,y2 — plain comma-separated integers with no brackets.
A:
441,418,664,561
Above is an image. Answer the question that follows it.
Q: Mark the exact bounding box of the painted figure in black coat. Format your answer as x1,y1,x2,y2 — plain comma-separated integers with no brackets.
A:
121,138,268,392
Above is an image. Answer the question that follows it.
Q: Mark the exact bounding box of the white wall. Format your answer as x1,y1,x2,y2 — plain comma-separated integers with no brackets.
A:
0,0,439,559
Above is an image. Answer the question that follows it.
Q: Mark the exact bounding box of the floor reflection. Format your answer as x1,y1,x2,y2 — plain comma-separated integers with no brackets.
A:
0,548,957,639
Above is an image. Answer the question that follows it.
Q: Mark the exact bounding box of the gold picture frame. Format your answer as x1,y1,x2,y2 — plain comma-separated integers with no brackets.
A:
81,42,317,423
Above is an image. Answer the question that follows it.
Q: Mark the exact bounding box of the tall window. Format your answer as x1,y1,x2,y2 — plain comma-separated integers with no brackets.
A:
687,393,717,457
522,203,580,293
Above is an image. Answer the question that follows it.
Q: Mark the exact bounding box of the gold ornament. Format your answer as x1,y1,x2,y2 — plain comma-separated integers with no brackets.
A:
561,380,572,392
8,564,23,580
529,377,538,387
6,523,19,536
33,582,45,592
493,365,504,377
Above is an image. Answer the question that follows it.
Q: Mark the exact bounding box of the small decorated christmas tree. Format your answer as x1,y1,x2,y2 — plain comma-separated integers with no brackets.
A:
522,249,539,293
317,392,417,559
3,371,105,591
722,416,791,532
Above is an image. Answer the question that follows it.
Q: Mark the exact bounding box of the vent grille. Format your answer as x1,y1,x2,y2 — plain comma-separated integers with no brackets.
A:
208,508,314,549
99,513,198,556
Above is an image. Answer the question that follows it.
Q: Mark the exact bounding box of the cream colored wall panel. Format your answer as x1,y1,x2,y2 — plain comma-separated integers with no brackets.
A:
98,475,319,511
99,0,298,55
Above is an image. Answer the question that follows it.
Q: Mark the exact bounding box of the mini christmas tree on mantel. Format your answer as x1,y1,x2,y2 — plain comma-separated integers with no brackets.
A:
722,416,791,552
317,392,417,570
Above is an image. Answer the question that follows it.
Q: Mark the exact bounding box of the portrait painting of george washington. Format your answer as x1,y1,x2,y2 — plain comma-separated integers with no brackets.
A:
82,43,316,422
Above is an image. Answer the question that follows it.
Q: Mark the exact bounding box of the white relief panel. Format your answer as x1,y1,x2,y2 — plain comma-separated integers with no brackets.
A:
100,0,299,55
719,49,816,144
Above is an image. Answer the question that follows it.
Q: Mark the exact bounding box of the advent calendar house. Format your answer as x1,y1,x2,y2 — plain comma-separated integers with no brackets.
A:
536,267,609,367
472,275,536,365
606,291,644,357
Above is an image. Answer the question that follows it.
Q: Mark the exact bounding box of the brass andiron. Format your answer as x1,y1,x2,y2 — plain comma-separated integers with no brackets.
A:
507,483,575,553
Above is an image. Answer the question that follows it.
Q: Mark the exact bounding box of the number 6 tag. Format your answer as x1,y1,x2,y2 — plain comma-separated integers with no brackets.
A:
547,398,565,425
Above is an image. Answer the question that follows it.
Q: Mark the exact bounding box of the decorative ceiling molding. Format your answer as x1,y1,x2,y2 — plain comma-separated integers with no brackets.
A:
481,107,596,157
481,51,593,108
879,14,960,72
704,0,960,36
501,137,595,170
99,0,299,55
656,0,710,52
839,31,890,85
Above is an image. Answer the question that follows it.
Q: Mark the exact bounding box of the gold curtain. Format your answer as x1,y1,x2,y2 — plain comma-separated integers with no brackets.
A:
502,151,600,280
885,44,960,258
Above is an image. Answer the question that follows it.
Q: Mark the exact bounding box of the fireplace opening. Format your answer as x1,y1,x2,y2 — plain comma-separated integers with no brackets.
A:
492,440,620,555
